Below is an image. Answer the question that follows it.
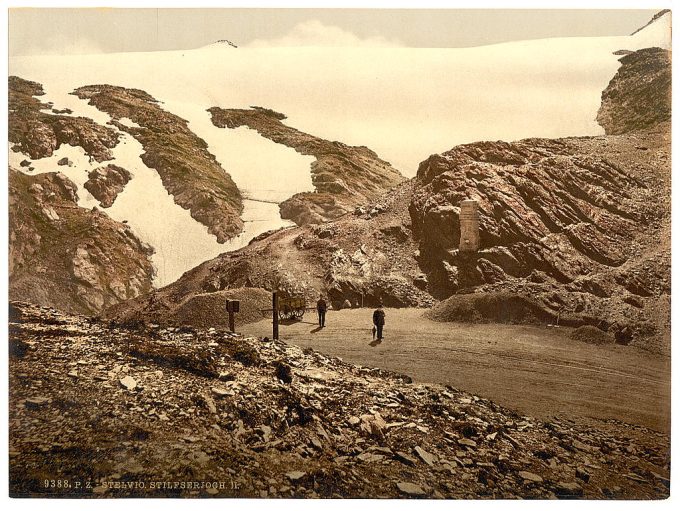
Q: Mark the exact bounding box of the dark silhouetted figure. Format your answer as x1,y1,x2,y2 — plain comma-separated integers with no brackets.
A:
317,296,327,327
373,304,385,340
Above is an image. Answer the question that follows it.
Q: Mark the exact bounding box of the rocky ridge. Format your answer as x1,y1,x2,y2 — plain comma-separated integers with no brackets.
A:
73,85,244,242
9,76,119,162
8,169,155,315
208,106,406,225
407,46,671,354
105,287,273,330
596,48,671,135
105,179,433,328
9,302,670,499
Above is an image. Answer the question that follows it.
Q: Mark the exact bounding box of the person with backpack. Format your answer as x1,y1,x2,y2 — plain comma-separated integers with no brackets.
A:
372,303,386,340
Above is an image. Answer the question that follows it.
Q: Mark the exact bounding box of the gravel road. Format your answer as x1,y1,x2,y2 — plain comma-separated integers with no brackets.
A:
241,308,670,433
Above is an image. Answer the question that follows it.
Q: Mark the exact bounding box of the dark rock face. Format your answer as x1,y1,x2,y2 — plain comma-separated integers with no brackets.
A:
73,85,244,243
208,106,405,225
597,48,671,135
8,167,155,315
84,164,132,208
8,76,119,162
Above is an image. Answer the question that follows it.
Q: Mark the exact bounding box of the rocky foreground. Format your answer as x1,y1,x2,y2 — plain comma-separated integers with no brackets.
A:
9,302,669,499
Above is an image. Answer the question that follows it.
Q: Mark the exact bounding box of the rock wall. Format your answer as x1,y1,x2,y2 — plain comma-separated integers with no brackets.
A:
408,127,670,352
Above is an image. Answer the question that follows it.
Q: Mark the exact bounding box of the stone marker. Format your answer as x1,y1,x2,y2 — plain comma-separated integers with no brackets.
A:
459,199,480,252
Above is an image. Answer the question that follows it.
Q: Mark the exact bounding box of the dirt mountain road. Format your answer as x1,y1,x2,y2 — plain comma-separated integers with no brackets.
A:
240,308,670,433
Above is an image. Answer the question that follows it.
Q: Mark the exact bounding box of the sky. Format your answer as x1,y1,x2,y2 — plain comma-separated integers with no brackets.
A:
8,8,659,56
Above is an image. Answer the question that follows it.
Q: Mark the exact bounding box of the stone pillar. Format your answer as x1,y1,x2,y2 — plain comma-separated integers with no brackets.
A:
459,200,480,252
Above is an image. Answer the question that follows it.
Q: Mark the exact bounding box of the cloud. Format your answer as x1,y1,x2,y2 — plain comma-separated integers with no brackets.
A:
13,34,103,56
247,20,403,48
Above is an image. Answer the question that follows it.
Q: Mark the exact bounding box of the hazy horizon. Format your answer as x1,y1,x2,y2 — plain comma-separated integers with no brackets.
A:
9,8,658,56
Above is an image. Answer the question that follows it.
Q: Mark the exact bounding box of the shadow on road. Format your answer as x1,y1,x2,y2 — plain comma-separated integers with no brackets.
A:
310,326,323,333
369,339,382,347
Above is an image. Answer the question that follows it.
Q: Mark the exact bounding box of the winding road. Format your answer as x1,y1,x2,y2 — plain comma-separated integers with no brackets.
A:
241,308,670,433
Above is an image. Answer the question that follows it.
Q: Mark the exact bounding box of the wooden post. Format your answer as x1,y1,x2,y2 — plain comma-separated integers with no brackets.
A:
272,291,279,340
225,299,239,333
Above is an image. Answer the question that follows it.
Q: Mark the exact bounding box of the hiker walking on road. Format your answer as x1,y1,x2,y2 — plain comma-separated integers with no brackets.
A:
372,303,385,340
316,295,327,328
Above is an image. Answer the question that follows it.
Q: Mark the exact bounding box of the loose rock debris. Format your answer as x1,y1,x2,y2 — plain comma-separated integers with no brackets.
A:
9,302,670,499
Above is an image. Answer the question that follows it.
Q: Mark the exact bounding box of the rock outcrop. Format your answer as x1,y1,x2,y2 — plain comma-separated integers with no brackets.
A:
9,168,155,315
597,48,671,135
73,85,244,242
9,76,119,162
9,302,670,498
208,106,405,225
83,164,132,208
409,125,670,353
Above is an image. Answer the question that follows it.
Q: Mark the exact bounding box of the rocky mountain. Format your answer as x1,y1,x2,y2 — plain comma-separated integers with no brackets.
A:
9,74,407,294
411,122,670,354
208,106,405,225
74,85,244,242
407,47,671,354
110,46,671,354
9,302,670,498
8,168,155,315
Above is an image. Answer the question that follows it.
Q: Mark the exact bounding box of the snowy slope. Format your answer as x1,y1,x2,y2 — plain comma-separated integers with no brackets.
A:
8,12,670,288
10,12,670,173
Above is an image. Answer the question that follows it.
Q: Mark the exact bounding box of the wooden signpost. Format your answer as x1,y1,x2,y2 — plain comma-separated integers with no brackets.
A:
272,292,279,340
225,299,240,333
